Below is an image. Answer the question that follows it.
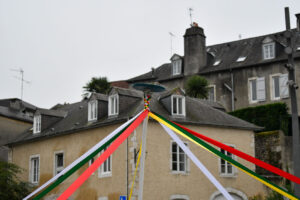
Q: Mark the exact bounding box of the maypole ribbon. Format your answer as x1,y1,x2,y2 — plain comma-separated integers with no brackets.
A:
144,95,151,110
25,110,144,200
149,112,299,200
128,142,142,200
160,123,234,200
173,122,300,185
57,109,149,200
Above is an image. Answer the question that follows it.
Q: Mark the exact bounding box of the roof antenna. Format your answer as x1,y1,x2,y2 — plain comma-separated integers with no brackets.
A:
10,68,31,100
169,32,175,56
189,8,194,26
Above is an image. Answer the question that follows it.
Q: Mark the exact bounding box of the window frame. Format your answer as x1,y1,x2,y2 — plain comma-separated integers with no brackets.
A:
29,154,40,184
171,95,186,117
53,151,64,176
98,147,112,178
172,59,182,76
170,141,189,174
207,85,216,102
88,100,98,121
248,77,266,103
262,42,275,60
33,114,41,134
108,94,119,116
270,73,289,100
219,144,237,177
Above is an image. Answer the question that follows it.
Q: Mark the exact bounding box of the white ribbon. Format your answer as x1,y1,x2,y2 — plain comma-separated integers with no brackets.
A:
160,123,234,200
24,110,143,200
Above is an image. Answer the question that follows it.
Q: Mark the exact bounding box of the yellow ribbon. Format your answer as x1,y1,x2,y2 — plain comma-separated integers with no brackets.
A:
128,142,143,200
148,112,298,200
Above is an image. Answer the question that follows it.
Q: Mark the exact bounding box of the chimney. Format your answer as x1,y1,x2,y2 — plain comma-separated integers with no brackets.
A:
296,13,300,31
183,23,206,76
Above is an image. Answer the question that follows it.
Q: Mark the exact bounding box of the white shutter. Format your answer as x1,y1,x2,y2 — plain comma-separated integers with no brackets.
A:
280,74,289,98
257,77,266,101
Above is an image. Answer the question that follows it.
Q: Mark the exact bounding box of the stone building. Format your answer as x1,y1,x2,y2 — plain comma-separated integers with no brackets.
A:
0,98,37,161
8,87,265,200
128,18,300,113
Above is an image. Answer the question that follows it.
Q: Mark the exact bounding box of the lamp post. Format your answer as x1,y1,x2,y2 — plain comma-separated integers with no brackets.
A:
284,7,300,196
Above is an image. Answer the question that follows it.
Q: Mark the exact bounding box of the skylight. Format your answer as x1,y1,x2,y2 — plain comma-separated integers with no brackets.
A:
297,46,300,51
213,60,221,66
236,56,247,62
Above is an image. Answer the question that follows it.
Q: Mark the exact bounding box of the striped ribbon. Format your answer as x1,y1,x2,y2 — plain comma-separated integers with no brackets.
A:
25,110,144,200
149,112,299,200
160,123,234,200
174,121,300,185
144,95,151,110
57,110,149,200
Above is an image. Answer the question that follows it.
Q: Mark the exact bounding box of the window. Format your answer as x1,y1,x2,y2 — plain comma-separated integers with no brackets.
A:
263,43,275,60
220,146,236,176
236,56,247,62
271,74,289,100
249,77,265,103
54,152,64,175
29,155,39,184
171,141,188,173
108,94,119,116
33,115,41,134
172,59,182,75
213,60,221,66
207,85,216,102
171,95,185,116
88,100,98,121
98,146,112,178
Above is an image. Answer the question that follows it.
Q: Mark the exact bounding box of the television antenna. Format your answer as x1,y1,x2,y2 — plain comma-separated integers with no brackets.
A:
169,32,175,56
189,8,194,26
10,68,31,100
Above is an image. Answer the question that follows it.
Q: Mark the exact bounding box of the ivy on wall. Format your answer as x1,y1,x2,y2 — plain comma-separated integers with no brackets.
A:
229,103,290,135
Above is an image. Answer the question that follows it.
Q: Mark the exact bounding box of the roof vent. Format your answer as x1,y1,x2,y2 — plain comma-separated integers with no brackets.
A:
236,56,247,62
213,60,221,66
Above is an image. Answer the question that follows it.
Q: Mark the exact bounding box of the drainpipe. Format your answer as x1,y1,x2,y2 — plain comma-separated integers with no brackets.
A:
231,69,235,111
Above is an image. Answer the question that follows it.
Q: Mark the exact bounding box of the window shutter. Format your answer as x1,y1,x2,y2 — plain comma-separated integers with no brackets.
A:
256,77,266,101
280,74,289,98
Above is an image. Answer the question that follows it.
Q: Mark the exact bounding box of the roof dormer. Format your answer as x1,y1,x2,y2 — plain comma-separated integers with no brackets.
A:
262,37,275,60
33,114,41,134
159,88,186,117
170,54,183,76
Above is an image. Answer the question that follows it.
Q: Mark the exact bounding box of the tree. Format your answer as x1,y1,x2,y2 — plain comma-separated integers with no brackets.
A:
0,161,32,200
185,75,209,99
83,77,111,94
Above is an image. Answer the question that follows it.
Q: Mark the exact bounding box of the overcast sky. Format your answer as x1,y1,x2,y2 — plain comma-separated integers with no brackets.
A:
1,0,300,108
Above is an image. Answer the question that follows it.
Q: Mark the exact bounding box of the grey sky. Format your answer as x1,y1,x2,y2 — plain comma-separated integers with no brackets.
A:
1,0,300,108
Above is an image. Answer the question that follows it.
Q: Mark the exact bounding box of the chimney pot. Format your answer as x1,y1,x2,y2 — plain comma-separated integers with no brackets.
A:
295,13,300,31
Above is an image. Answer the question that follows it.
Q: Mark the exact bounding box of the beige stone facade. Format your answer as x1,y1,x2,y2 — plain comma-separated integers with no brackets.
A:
10,119,265,200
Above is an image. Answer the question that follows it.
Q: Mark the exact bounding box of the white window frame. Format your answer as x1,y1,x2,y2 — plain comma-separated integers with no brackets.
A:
53,151,64,176
248,77,266,103
108,94,119,116
171,95,186,116
33,115,41,134
98,197,108,200
270,73,289,100
98,147,112,178
88,100,98,121
172,59,182,76
219,144,237,177
262,42,275,60
29,154,40,184
170,141,189,174
207,85,216,102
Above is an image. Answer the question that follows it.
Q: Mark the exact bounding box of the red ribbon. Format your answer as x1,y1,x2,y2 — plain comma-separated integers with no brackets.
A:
174,122,300,185
58,110,149,200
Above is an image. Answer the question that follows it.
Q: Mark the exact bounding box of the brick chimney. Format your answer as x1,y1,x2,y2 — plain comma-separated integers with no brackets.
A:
296,13,300,31
183,23,207,76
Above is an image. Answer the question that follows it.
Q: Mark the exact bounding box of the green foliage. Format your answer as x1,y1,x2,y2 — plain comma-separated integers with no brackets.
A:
185,75,209,99
83,77,111,94
0,161,32,200
229,103,290,135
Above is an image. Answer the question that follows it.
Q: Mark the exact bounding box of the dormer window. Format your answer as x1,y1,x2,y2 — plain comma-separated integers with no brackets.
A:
172,59,182,76
88,100,98,121
262,42,275,60
33,115,41,134
108,94,119,116
171,95,185,116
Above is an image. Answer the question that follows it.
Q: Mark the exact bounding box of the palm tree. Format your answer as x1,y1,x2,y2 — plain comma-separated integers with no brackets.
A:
185,75,209,99
83,77,111,94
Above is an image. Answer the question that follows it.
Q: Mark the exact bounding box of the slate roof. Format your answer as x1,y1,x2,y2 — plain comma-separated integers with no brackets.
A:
0,106,33,123
8,88,260,146
128,29,300,82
